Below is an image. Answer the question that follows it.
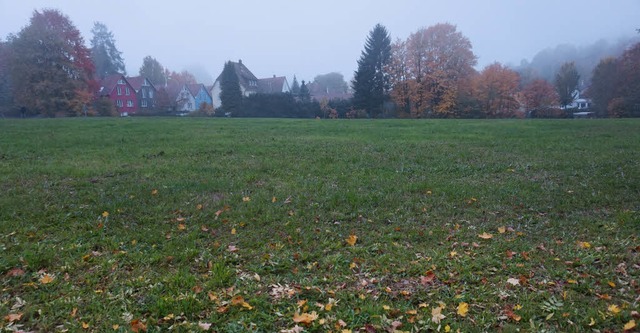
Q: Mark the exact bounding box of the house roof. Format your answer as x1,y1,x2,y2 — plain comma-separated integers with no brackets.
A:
258,76,288,94
214,60,260,93
126,76,156,92
187,83,205,97
98,74,126,95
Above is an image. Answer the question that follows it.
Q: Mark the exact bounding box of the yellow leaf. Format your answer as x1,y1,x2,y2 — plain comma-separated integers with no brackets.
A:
102,211,109,218
272,196,277,203
293,311,318,325
39,274,54,284
82,322,89,329
478,232,493,239
418,303,428,308
567,279,578,284
514,304,523,310
608,281,616,288
457,302,469,317
70,307,78,318
588,318,596,326
112,324,120,330
349,262,357,269
383,305,391,310
624,320,636,331
231,228,236,235
178,224,186,230
444,324,451,332
498,226,506,234
151,189,158,195
196,204,203,210
346,234,358,246
242,196,251,202
325,303,333,311
608,304,621,315
578,241,591,249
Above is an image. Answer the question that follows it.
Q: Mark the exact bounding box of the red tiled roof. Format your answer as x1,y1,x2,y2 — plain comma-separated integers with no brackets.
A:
98,74,125,95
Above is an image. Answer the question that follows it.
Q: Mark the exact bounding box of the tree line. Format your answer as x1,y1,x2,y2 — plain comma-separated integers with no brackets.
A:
1,9,639,118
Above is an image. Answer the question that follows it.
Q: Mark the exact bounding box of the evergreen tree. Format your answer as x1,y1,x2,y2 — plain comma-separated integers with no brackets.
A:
299,80,311,102
90,22,125,79
219,61,243,115
352,23,391,118
554,61,580,108
0,40,15,116
290,75,301,96
10,9,95,117
139,56,166,86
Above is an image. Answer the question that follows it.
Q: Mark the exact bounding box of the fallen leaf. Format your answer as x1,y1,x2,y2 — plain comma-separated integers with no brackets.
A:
151,189,158,195
578,241,591,249
82,322,90,329
293,311,318,325
6,268,25,277
39,274,54,284
457,302,469,317
242,196,251,202
198,322,212,330
196,204,203,210
478,232,493,239
231,295,253,310
420,271,436,285
228,245,238,252
102,211,109,218
130,319,147,332
70,307,77,318
345,234,358,246
178,224,186,230
624,320,636,331
431,306,445,324
444,324,451,332
272,196,277,203
4,313,22,322
113,324,120,330
608,304,621,315
589,318,596,326
498,226,506,234
608,281,616,288
507,278,520,286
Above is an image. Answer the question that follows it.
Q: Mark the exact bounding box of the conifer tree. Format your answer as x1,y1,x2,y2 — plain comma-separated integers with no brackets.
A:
352,23,391,118
299,80,311,102
290,75,301,96
219,61,243,115
90,22,125,79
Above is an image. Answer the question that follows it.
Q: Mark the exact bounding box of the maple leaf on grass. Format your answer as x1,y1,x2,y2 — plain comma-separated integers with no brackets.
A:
293,311,318,325
457,302,469,317
4,313,23,322
39,273,55,284
431,306,445,324
130,319,147,332
345,234,358,246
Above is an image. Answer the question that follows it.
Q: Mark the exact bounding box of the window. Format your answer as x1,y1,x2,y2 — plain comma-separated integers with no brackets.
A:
117,87,122,95
116,100,123,107
127,100,134,107
126,87,130,95
142,89,147,98
142,100,148,108
149,90,154,98
117,79,124,84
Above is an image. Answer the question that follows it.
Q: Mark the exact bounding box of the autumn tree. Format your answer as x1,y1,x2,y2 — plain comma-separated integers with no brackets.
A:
219,61,243,115
389,23,477,118
610,43,640,117
554,61,580,108
90,22,125,79
352,23,391,118
139,56,166,86
473,63,520,118
522,79,559,117
9,9,95,117
587,57,617,117
0,40,14,116
168,70,197,86
386,38,412,116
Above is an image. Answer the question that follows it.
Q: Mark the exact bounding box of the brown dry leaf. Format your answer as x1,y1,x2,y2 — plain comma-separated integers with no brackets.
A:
130,319,147,332
345,234,358,246
293,311,318,325
431,306,445,324
39,274,54,284
4,313,23,322
82,322,90,329
70,307,77,318
6,268,25,277
151,189,158,195
242,196,251,202
231,295,254,310
478,232,493,239
196,204,203,210
177,224,186,230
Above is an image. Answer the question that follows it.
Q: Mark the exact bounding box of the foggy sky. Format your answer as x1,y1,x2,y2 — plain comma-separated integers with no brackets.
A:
1,0,638,85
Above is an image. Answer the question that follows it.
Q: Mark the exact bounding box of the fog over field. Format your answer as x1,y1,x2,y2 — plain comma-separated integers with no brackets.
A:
1,0,638,83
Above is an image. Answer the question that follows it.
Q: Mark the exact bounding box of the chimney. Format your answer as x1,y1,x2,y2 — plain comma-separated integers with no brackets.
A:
238,59,242,64
273,75,276,78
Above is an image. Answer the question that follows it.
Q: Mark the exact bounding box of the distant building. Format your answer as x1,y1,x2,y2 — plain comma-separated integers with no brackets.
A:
126,76,157,110
98,74,137,116
210,60,290,108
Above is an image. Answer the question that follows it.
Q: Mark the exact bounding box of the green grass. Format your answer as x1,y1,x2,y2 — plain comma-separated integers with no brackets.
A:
0,118,638,332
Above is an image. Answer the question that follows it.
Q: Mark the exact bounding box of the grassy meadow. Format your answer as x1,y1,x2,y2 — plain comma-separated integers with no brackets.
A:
0,118,638,332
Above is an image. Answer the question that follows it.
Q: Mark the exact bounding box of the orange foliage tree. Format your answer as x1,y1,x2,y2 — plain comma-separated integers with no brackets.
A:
473,63,521,118
522,79,559,117
388,23,477,118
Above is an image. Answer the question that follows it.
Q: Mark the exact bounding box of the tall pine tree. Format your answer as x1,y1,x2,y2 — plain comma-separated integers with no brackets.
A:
90,22,125,79
352,23,391,118
290,75,301,96
219,61,243,115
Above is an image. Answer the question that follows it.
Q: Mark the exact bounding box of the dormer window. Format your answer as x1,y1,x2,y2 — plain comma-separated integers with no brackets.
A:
117,79,125,84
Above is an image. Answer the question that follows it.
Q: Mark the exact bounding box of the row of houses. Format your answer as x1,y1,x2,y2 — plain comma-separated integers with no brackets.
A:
98,60,291,116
